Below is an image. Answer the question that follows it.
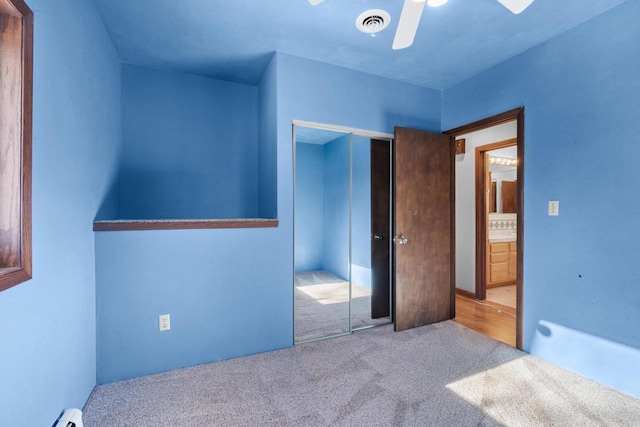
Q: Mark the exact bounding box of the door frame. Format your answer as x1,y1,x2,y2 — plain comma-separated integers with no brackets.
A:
475,137,517,300
444,107,525,350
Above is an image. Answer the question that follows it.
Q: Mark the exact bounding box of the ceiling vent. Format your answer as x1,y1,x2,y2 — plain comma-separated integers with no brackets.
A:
356,9,391,35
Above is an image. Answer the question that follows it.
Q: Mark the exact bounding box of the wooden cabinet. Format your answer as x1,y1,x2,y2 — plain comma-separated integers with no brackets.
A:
487,241,517,287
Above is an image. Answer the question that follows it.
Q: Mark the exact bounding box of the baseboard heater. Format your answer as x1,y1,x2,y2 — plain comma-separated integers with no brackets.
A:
53,408,83,427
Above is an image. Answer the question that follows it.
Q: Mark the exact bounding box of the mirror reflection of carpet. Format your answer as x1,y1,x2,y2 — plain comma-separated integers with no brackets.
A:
295,271,389,342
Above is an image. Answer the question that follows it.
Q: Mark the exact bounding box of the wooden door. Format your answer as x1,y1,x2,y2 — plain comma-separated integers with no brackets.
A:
370,139,391,319
394,127,455,332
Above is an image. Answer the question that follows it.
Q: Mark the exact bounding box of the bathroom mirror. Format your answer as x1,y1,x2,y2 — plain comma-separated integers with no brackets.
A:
488,146,517,214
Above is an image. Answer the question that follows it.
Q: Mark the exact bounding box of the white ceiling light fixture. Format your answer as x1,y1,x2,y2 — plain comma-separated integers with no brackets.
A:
356,9,391,37
489,156,518,166
497,0,535,14
427,0,449,7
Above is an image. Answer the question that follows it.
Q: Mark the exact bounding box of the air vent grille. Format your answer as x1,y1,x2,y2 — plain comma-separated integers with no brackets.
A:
356,9,391,35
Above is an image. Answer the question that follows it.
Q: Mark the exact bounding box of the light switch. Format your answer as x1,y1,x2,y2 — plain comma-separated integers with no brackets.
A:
548,200,559,216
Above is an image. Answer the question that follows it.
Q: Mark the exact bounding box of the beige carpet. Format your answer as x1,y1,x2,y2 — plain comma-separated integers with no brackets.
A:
83,321,640,426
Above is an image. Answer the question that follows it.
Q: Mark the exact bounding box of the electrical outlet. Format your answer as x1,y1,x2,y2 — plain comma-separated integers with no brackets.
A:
159,314,170,331
548,200,559,216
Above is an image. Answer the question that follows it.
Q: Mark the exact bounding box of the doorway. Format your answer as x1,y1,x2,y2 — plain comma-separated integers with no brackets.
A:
293,122,393,343
479,140,518,305
446,108,524,349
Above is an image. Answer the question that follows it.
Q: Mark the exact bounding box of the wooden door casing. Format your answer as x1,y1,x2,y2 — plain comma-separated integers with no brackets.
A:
445,107,525,350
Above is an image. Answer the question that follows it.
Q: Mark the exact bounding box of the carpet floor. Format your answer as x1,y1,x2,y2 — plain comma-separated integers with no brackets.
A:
83,321,640,426
295,270,390,342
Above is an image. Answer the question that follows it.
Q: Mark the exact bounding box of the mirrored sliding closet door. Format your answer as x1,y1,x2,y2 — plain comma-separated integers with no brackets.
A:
293,124,393,343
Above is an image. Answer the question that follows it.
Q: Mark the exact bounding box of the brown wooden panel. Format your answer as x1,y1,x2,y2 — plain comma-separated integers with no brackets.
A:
0,0,29,16
394,127,454,332
490,242,509,253
490,263,509,283
502,180,517,213
93,218,279,231
0,12,23,269
445,108,523,136
489,181,497,213
487,242,515,286
454,294,516,347
490,253,508,263
0,0,33,292
370,139,391,319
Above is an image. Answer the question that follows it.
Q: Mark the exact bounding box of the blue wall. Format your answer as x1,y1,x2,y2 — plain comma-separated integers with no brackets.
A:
322,135,351,280
95,227,291,383
294,142,324,272
0,0,121,425
280,53,440,291
258,55,278,219
120,64,259,219
4,2,636,422
442,1,640,397
96,52,440,383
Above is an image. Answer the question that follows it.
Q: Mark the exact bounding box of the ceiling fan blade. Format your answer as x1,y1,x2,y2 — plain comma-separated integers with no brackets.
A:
497,0,534,14
393,0,426,50
309,0,325,5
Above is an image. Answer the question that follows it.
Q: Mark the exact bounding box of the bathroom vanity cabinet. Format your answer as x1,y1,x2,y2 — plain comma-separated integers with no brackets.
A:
487,241,517,287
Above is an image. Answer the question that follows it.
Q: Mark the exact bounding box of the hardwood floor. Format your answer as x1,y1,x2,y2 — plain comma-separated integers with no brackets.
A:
454,294,516,347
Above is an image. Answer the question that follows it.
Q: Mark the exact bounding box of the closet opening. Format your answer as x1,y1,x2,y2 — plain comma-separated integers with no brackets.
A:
293,122,394,343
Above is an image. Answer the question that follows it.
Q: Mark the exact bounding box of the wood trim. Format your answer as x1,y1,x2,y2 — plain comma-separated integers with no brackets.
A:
475,138,518,153
455,290,516,316
454,294,516,347
449,135,456,319
444,107,524,351
445,107,522,136
515,108,525,350
0,0,33,292
21,8,33,282
475,147,487,301
487,280,516,289
455,288,475,299
93,218,279,231
0,0,29,16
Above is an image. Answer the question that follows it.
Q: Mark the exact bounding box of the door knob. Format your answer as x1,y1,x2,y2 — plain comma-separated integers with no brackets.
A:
374,234,384,240
394,235,408,245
